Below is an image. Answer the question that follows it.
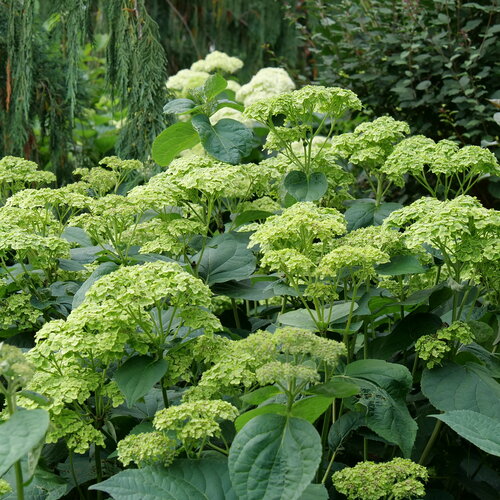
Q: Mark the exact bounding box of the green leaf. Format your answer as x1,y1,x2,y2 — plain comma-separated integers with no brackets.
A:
212,279,277,301
297,484,329,500
345,360,417,456
72,262,119,309
61,226,92,247
0,409,49,476
421,363,500,419
3,467,67,500
191,114,253,164
194,233,256,285
328,411,365,452
202,74,228,100
283,171,328,202
307,377,360,398
234,404,286,432
114,356,168,407
344,199,402,231
90,459,237,499
232,210,273,228
376,255,427,276
278,303,356,330
18,390,51,406
370,313,442,359
241,386,283,406
152,122,200,166
163,98,196,114
431,410,500,457
291,396,333,423
228,414,322,500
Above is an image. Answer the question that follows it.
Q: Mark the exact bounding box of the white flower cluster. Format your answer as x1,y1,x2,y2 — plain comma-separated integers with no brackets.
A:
191,50,243,74
236,67,295,106
166,69,210,97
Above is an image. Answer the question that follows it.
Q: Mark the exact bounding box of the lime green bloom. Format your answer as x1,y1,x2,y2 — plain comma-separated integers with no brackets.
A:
118,432,178,467
332,458,428,500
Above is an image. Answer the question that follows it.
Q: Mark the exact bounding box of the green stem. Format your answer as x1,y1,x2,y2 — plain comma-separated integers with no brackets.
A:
418,419,443,465
94,445,103,500
160,376,169,409
69,450,86,500
321,449,337,484
231,298,241,329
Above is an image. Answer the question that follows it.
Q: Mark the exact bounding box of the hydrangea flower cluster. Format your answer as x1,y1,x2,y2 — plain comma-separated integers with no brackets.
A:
190,50,243,74
166,69,211,97
0,342,34,390
415,321,474,368
236,67,295,106
332,458,429,500
186,327,346,400
0,156,55,202
0,292,41,333
382,135,500,195
117,432,178,467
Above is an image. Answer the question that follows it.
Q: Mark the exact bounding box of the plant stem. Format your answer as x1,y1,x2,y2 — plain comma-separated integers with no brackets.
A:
161,376,169,408
94,445,103,500
418,419,443,465
321,449,337,484
231,298,241,329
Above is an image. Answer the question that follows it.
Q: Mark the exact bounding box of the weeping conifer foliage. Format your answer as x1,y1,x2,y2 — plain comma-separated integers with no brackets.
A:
147,0,307,80
0,0,168,179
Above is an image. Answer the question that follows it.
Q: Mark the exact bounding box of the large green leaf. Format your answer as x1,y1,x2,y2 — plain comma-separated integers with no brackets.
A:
152,122,200,166
375,255,427,276
228,414,322,500
431,410,500,456
191,114,253,164
163,98,197,115
328,411,365,452
307,377,360,399
114,356,168,407
72,262,119,309
421,363,500,419
3,467,67,500
283,171,328,202
194,233,256,285
202,74,227,100
0,409,49,476
344,199,402,230
297,484,329,500
291,396,333,423
345,360,417,457
212,279,277,301
234,404,287,432
370,313,442,360
90,459,237,499
278,303,356,330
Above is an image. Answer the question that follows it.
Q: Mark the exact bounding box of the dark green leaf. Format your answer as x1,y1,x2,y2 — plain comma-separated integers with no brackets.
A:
152,122,200,166
344,200,402,230
284,171,328,202
61,227,92,247
328,411,365,452
232,210,273,228
0,409,49,476
91,459,237,499
297,484,329,500
163,98,196,114
114,356,168,407
191,114,253,164
241,386,282,406
376,255,427,276
228,414,322,500
194,233,256,285
421,363,500,419
307,377,360,398
431,411,500,456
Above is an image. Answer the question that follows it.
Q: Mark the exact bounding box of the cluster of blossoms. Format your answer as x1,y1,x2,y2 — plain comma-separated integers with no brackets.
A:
19,261,219,452
186,327,346,400
244,85,362,125
0,343,35,391
236,67,295,106
166,69,211,98
0,479,12,496
383,195,499,282
190,50,243,74
415,321,474,368
382,135,500,193
0,292,41,333
117,432,178,467
0,156,55,202
332,458,429,500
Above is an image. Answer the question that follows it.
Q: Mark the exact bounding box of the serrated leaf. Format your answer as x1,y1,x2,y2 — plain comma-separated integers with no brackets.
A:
278,303,356,330
421,363,500,419
284,171,328,202
431,410,500,456
91,459,237,499
344,199,402,230
191,114,253,164
328,411,365,452
307,377,360,398
228,414,322,500
0,409,49,476
194,233,256,284
152,122,200,166
114,356,168,407
291,396,333,423
202,74,227,100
